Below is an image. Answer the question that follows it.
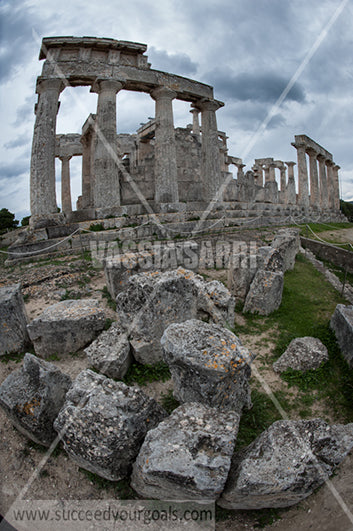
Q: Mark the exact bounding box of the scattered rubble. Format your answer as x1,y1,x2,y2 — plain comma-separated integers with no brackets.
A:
273,336,329,373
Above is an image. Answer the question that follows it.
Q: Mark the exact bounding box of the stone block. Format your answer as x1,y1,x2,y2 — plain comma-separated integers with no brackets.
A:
219,419,353,509
84,322,132,379
54,370,166,480
273,337,328,373
131,402,240,501
0,353,71,446
27,299,105,358
330,304,353,368
243,270,284,315
162,319,253,412
272,229,300,271
0,284,30,356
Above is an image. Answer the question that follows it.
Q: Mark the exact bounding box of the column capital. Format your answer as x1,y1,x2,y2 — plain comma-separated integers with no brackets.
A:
91,77,125,94
150,86,177,101
333,164,341,171
285,161,296,168
36,78,65,94
306,147,317,157
291,142,306,151
59,154,72,162
317,154,326,162
325,159,334,167
196,99,224,112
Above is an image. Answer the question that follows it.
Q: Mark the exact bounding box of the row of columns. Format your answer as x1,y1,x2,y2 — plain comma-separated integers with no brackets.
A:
30,77,223,221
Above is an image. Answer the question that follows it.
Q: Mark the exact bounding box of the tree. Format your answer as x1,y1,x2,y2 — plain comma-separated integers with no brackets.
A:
21,215,30,227
0,208,19,231
340,200,353,222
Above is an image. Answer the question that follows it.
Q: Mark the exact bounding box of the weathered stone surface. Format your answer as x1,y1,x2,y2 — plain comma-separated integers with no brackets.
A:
257,246,284,272
0,353,71,446
161,319,253,412
243,270,284,315
54,370,166,480
116,268,235,364
271,229,300,271
0,284,30,356
219,418,353,510
131,402,240,501
27,299,105,358
330,304,353,368
84,322,132,379
227,253,257,302
273,337,328,373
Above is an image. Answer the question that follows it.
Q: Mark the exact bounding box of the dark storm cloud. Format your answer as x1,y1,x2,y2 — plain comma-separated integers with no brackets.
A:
148,47,198,75
221,101,286,132
204,68,305,104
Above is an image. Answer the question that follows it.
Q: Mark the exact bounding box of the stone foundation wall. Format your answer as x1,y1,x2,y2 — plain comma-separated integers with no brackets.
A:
301,237,353,273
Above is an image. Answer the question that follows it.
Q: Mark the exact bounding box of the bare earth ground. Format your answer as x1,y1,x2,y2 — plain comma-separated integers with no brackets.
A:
0,241,353,530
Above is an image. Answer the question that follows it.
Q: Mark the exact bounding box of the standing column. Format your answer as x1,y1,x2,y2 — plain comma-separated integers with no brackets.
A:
269,162,276,182
279,164,287,204
252,164,263,187
333,164,340,210
263,164,270,183
81,135,92,209
285,161,296,205
317,155,328,210
190,107,201,137
198,100,223,201
59,156,72,214
151,86,179,203
326,160,335,210
307,148,319,208
92,78,124,208
30,78,64,219
292,142,309,207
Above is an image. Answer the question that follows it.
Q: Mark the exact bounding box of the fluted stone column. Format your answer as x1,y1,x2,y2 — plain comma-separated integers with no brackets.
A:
269,162,276,182
285,161,296,205
279,164,287,193
151,86,179,203
263,164,270,184
59,156,72,214
292,143,309,207
199,100,223,201
307,148,319,208
317,155,328,210
30,78,64,218
333,164,340,210
326,160,335,210
80,115,96,209
92,78,124,208
190,107,201,137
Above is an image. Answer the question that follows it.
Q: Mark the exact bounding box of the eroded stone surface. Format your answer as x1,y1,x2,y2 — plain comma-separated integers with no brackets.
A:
271,229,300,271
0,353,71,446
0,284,30,356
330,304,353,368
54,369,166,480
131,402,240,501
273,336,328,373
161,319,253,412
243,269,284,315
116,268,235,364
84,322,132,379
27,299,106,358
219,418,353,510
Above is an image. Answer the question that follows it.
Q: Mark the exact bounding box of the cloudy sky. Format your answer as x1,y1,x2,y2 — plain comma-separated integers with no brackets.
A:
1,0,353,221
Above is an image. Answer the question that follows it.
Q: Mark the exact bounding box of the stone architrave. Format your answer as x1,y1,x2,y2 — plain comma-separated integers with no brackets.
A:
317,155,328,209
30,78,64,219
292,142,309,207
307,148,319,208
151,86,179,203
198,100,223,201
285,162,296,205
92,78,124,208
0,284,30,356
59,155,72,214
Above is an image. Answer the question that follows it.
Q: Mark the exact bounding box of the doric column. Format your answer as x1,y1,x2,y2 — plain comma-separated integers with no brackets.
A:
151,86,179,203
292,142,309,207
30,78,64,217
198,99,223,201
59,156,72,214
306,148,319,208
252,164,263,187
190,107,201,137
269,162,276,182
317,155,328,210
333,164,340,210
279,164,287,192
80,114,96,209
326,160,335,210
285,161,296,205
263,164,270,183
92,78,124,208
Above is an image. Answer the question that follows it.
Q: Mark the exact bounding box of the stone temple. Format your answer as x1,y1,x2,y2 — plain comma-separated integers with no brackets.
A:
10,36,344,258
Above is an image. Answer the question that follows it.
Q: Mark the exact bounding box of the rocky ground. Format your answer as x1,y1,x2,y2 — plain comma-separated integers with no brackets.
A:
0,234,353,530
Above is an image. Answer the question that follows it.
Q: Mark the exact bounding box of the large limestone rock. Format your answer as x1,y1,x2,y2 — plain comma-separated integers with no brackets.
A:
54,369,166,480
257,246,284,273
116,268,235,364
273,337,329,373
131,402,240,501
0,353,71,446
84,322,132,379
227,252,257,302
0,283,30,355
219,418,353,510
161,319,253,412
27,299,106,358
243,269,284,315
330,304,353,368
271,229,300,271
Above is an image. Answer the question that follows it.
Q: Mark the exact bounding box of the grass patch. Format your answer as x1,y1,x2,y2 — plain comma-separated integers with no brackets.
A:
89,223,105,232
0,352,25,364
160,389,180,414
101,286,116,311
123,361,171,386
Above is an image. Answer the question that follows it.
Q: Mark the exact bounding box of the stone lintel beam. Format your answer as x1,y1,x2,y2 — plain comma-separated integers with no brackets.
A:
294,134,332,161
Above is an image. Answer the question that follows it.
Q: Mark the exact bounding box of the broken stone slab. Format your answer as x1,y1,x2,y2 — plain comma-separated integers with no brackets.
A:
0,353,71,447
116,268,235,364
218,418,353,510
131,402,240,501
330,304,353,368
227,252,257,302
161,319,253,412
257,246,284,273
27,299,106,358
84,322,132,379
273,337,329,373
271,229,300,271
243,269,284,315
0,283,30,356
54,369,167,481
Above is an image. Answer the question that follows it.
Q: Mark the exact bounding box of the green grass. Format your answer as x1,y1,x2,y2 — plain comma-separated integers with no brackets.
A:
160,389,180,414
0,352,25,364
89,223,105,232
300,222,353,236
101,286,116,311
123,361,171,386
